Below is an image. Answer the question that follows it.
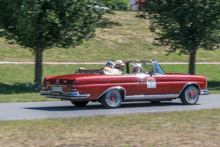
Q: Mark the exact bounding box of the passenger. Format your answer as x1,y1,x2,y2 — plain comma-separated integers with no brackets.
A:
115,60,124,72
103,61,123,75
105,61,115,69
133,63,142,74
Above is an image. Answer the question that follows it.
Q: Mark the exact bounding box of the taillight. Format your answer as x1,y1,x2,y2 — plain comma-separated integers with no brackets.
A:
42,84,48,90
73,79,76,90
67,85,76,90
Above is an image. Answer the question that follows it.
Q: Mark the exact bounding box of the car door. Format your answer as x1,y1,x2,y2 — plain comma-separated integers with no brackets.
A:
120,74,142,96
140,74,172,95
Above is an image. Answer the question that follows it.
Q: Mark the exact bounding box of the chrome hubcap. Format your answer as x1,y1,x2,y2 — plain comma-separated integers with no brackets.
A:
188,90,195,99
185,87,198,103
109,93,117,101
106,90,120,107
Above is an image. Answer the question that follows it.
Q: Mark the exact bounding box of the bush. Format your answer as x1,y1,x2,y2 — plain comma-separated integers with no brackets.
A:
101,0,130,11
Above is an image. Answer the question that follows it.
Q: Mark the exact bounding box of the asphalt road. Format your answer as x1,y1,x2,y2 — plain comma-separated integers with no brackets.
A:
0,95,219,121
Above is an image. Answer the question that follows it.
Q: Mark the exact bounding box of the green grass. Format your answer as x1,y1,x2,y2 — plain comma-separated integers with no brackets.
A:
0,64,102,103
0,11,219,62
0,109,219,146
0,64,219,103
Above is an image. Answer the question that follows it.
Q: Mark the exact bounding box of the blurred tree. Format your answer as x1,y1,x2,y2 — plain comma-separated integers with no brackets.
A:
138,0,220,74
0,0,106,91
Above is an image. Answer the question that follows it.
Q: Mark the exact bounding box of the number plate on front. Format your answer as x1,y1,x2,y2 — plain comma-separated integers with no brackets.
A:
52,87,62,92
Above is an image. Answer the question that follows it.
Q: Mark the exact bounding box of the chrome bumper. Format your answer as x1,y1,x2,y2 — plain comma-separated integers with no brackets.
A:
40,91,90,100
200,89,210,95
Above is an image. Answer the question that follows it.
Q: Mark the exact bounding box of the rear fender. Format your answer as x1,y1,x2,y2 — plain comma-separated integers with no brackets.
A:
97,86,126,101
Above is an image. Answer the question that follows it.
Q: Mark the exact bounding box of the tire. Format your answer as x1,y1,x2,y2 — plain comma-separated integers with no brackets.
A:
150,101,161,104
100,89,122,109
71,101,89,107
180,85,199,105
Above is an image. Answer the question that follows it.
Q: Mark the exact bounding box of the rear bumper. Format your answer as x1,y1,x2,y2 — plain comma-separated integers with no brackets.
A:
40,91,90,100
200,89,209,95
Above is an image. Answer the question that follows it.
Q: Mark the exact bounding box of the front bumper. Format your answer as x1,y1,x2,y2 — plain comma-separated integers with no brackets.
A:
40,91,90,100
200,89,210,95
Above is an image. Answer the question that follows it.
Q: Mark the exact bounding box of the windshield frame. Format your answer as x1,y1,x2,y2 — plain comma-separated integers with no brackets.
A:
152,60,166,75
124,59,166,75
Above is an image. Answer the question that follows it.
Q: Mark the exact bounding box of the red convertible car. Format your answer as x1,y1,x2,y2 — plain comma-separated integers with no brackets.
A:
41,59,209,108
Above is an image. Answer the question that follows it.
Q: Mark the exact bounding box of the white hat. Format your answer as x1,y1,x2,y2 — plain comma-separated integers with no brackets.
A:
115,60,124,65
133,63,142,70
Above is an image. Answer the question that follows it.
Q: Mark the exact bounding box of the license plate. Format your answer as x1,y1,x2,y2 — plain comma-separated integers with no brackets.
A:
52,87,62,92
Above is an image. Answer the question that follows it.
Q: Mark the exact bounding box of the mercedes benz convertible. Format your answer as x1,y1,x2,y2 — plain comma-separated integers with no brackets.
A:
41,59,209,108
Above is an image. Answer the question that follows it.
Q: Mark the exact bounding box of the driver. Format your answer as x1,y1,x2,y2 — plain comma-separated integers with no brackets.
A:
133,63,142,74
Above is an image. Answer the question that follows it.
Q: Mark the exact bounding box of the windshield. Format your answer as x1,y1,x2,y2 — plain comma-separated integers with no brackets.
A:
152,61,166,75
124,60,166,75
126,61,154,74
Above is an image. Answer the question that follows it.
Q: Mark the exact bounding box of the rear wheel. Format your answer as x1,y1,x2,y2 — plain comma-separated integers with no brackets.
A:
71,101,89,107
100,89,122,109
180,86,199,105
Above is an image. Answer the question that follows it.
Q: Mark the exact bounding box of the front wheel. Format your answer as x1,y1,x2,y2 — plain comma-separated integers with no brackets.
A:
71,101,89,107
100,89,122,109
180,86,199,105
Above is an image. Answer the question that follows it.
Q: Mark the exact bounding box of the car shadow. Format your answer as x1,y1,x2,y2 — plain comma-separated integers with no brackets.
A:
120,101,183,108
24,101,200,112
25,105,102,111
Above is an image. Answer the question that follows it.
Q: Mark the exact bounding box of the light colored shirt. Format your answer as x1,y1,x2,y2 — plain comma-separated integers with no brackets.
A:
103,67,123,76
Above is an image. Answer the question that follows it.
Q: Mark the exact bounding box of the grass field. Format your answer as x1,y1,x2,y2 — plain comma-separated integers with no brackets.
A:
0,109,219,146
0,11,220,62
0,64,219,103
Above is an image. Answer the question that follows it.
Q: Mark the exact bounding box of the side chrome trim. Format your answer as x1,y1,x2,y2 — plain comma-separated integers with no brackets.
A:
178,83,201,96
97,86,126,100
200,89,210,95
125,94,179,100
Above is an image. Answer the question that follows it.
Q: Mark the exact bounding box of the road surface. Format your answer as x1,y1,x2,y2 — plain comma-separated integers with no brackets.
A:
0,95,219,121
